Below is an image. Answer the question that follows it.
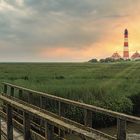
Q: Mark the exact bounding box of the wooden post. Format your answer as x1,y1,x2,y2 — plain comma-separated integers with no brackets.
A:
58,102,66,117
58,101,61,116
23,112,31,140
45,98,48,109
45,121,54,140
117,118,126,140
0,116,1,140
19,90,23,100
58,129,65,140
28,93,32,104
4,85,7,94
80,135,86,140
84,109,93,127
58,102,66,139
40,96,42,108
10,87,14,97
40,96,46,131
7,104,13,140
40,96,46,109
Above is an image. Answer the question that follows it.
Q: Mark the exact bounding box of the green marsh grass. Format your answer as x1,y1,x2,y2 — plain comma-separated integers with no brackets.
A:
0,62,139,127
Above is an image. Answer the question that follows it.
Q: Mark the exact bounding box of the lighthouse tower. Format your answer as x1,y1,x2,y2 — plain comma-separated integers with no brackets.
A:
123,29,129,59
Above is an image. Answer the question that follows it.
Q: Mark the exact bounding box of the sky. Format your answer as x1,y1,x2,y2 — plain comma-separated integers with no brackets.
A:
0,0,140,62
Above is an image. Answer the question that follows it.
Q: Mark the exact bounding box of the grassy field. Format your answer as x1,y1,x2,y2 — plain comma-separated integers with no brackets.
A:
0,62,139,126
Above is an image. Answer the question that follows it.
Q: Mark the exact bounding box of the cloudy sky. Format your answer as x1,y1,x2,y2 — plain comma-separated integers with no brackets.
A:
0,0,140,62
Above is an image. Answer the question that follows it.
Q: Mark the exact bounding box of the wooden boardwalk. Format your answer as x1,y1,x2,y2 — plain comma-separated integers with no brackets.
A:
1,119,23,140
1,118,140,140
0,95,110,140
0,82,140,140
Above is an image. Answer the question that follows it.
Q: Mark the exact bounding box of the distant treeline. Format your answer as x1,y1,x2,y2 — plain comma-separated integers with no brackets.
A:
88,58,140,63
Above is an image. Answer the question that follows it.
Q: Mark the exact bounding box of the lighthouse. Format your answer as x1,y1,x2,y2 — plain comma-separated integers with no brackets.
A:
123,29,129,59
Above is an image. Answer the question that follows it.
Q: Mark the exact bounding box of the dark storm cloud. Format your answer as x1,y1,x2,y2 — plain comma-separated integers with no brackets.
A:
0,0,139,61
0,0,126,46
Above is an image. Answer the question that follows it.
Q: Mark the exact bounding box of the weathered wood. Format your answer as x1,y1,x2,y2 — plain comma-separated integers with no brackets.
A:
58,129,65,140
117,118,126,140
2,82,140,124
0,116,1,140
40,96,46,130
10,87,14,97
40,96,43,108
7,104,13,140
58,103,66,139
0,95,117,140
4,85,7,94
18,89,23,100
81,135,86,140
45,122,54,140
23,112,31,140
84,109,93,127
58,101,61,116
28,92,32,103
0,109,45,140
58,102,66,117
1,83,140,140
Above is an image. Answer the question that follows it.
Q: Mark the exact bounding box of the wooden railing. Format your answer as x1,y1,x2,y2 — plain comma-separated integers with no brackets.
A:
1,82,140,140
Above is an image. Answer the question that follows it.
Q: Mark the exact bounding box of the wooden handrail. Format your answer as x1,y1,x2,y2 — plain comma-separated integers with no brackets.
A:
2,82,140,124
1,94,116,139
0,95,116,140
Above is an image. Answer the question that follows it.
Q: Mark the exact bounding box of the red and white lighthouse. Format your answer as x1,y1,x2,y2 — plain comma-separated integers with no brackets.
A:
123,29,129,59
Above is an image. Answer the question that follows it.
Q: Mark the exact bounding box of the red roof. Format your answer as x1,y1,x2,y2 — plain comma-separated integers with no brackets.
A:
131,51,140,59
111,52,122,59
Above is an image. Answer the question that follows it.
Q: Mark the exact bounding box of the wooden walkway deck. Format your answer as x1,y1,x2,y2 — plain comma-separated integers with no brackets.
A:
1,118,140,140
1,119,23,140
0,82,140,140
0,95,110,140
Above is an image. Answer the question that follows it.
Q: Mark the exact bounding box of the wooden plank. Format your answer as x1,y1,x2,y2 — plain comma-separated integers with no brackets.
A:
0,95,116,140
84,109,93,127
58,102,66,139
0,95,120,140
0,116,1,140
117,119,126,140
2,82,140,124
0,109,45,140
3,85,7,94
10,87,14,97
23,112,31,140
40,96,46,130
7,104,13,140
19,90,23,100
58,129,65,140
1,119,23,140
28,93,32,104
45,122,54,140
58,102,66,117
40,96,43,108
1,130,7,140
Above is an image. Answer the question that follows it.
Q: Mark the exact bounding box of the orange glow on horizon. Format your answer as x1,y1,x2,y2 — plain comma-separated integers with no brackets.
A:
39,14,140,61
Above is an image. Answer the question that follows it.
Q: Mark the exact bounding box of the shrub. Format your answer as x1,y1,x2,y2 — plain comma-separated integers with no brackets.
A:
88,58,98,63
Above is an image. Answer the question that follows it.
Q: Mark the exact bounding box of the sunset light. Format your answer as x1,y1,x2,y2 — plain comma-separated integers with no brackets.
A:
0,0,140,61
